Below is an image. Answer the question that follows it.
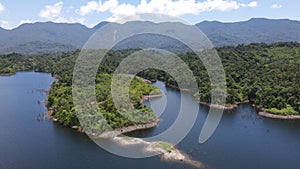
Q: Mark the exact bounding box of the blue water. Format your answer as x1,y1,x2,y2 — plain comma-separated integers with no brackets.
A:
1,72,300,169
136,81,300,169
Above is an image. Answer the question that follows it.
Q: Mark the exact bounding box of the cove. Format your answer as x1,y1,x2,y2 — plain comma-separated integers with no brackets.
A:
0,72,300,169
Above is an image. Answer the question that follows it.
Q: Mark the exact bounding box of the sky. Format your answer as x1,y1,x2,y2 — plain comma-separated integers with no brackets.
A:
0,0,298,29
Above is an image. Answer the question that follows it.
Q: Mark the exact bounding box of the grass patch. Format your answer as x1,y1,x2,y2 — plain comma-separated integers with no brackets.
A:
154,142,175,153
266,104,299,115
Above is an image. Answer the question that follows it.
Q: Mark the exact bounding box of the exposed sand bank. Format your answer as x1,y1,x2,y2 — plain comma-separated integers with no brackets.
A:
259,111,300,120
111,137,205,168
96,119,160,138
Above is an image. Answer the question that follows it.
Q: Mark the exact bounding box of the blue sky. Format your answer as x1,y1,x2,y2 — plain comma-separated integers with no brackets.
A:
0,0,298,29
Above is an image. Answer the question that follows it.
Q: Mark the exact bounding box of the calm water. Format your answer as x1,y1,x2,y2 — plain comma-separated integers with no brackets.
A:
0,72,300,169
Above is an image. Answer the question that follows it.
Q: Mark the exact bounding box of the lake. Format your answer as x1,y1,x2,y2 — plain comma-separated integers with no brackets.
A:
0,72,300,169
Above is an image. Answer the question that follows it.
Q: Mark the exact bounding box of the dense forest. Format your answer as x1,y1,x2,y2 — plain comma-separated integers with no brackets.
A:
0,42,299,130
0,50,160,132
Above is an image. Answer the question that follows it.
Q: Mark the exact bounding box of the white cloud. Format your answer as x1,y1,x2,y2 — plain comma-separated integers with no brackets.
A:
38,1,85,24
0,3,4,13
107,3,137,21
0,20,9,28
79,0,118,16
79,1,98,16
39,1,63,19
136,0,258,16
79,0,258,21
271,4,282,9
53,17,85,24
247,1,257,8
20,20,33,25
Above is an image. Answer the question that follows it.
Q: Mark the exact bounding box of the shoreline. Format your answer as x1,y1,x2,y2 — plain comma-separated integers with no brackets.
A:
199,100,250,110
44,82,203,167
163,81,249,111
93,119,160,138
141,94,163,103
199,102,236,110
163,81,241,110
105,137,204,168
0,73,16,76
93,93,163,138
47,93,163,134
200,100,300,120
165,83,196,94
258,108,300,120
163,82,300,120
46,83,300,132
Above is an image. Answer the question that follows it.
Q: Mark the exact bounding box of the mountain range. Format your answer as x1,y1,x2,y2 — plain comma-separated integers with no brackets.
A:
1,18,300,55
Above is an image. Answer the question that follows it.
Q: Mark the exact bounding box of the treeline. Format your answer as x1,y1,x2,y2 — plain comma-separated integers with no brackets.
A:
41,51,160,131
218,42,299,114
133,42,300,115
48,73,159,133
0,42,299,121
0,50,160,132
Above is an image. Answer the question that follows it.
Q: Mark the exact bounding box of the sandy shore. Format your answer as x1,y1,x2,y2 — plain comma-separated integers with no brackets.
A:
199,102,236,110
136,76,153,84
93,93,162,137
141,94,163,103
97,119,160,138
199,100,250,110
111,137,204,168
200,100,300,120
259,111,300,120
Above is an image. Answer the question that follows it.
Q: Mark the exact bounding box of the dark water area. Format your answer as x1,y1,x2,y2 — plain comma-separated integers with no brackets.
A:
132,81,300,169
0,72,300,169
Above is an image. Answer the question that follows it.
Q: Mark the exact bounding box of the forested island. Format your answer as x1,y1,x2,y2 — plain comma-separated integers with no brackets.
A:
0,42,299,128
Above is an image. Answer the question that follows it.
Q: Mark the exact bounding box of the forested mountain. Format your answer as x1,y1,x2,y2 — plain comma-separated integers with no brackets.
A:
0,22,94,55
197,18,300,47
1,18,300,55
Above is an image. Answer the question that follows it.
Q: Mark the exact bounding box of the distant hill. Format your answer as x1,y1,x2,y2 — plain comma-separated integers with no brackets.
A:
0,22,94,55
197,18,300,47
2,41,78,55
1,18,300,55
